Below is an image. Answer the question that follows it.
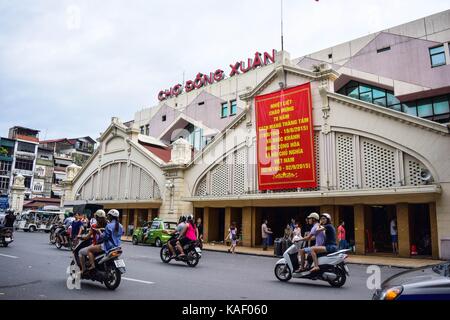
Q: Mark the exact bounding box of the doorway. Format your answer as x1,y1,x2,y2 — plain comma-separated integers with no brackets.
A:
367,205,396,254
409,204,432,256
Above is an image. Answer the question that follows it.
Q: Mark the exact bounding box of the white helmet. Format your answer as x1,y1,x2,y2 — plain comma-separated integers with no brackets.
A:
107,209,120,218
186,214,194,221
95,209,106,218
321,213,332,221
307,212,320,221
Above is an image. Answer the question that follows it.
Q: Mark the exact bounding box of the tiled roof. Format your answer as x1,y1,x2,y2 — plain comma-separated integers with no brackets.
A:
140,142,171,162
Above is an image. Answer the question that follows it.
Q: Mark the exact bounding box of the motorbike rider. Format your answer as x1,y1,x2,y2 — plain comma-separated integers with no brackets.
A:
307,213,338,273
77,210,107,274
59,212,75,246
295,212,323,273
168,215,186,257
4,209,16,228
85,209,123,273
175,214,198,257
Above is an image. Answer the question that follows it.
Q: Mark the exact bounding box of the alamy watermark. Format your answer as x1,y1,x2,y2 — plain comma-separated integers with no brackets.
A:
366,265,382,290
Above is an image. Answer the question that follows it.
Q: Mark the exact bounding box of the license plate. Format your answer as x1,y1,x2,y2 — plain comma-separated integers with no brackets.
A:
344,265,349,273
195,247,201,253
114,259,126,268
5,237,11,242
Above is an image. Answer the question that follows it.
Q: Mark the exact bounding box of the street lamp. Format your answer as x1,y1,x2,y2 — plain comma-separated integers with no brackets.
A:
165,179,175,214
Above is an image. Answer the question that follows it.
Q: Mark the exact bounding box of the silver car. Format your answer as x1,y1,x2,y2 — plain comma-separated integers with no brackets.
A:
373,262,450,300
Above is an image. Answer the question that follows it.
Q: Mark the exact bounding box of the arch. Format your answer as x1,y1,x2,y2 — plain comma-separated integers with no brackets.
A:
332,126,440,182
76,160,162,201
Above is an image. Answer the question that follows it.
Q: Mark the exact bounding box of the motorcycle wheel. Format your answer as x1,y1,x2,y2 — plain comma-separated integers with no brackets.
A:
186,251,200,267
328,267,346,288
160,246,171,263
49,232,55,244
2,241,8,247
274,264,292,282
104,266,121,290
55,238,62,249
155,238,162,247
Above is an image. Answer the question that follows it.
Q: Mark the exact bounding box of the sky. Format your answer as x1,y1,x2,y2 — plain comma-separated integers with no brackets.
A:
0,0,449,141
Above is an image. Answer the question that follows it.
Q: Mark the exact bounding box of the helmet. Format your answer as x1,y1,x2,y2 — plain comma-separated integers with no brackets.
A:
6,209,14,214
178,215,186,223
307,212,320,221
107,209,120,218
95,209,106,218
186,214,194,221
321,213,331,222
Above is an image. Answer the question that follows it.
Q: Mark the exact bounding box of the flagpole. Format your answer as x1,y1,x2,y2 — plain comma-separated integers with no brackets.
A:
281,0,284,52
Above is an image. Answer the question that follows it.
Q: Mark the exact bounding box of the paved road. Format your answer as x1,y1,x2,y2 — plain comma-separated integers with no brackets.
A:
0,231,404,300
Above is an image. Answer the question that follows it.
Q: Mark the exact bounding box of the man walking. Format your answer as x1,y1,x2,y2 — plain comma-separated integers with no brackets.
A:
261,219,273,251
337,221,347,250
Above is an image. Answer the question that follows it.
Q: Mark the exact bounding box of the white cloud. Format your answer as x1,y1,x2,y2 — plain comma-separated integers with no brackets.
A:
0,0,448,139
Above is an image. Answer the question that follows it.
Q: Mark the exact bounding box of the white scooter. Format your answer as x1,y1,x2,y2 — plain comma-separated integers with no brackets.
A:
274,236,350,287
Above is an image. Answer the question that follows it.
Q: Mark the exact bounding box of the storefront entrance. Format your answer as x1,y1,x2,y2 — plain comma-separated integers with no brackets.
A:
256,207,320,245
409,204,432,256
366,205,396,254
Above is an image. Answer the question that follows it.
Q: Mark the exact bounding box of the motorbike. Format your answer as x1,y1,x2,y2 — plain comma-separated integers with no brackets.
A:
55,226,77,250
160,233,202,267
274,238,350,287
49,223,63,244
0,227,14,247
67,238,126,290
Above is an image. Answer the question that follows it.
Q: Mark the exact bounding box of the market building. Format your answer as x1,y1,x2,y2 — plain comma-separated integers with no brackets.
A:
64,10,450,259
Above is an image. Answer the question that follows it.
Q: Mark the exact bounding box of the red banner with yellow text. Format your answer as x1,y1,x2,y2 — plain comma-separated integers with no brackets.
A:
255,83,316,190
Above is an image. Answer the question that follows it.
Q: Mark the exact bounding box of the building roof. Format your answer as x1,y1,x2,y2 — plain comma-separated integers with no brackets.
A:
139,142,172,162
40,136,95,145
23,197,61,208
40,138,72,144
10,126,40,133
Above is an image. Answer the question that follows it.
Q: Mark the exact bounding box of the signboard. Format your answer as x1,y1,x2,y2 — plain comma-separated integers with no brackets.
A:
158,50,276,101
0,196,9,209
255,82,316,190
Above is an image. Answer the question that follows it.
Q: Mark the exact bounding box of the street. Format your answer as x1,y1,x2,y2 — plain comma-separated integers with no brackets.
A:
0,231,404,300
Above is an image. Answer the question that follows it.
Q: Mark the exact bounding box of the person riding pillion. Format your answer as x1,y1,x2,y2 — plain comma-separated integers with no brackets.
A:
176,214,198,257
85,209,123,273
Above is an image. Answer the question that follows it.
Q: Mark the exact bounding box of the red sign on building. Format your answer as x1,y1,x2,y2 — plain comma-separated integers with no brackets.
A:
255,83,316,190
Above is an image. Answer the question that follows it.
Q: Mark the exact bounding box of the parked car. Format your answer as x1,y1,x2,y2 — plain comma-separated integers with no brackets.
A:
132,218,177,247
373,261,450,300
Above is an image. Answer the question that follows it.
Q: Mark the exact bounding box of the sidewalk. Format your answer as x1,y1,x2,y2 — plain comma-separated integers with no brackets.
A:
121,236,444,269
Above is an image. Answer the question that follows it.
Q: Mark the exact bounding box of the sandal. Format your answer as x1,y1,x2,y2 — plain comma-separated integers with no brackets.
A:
310,267,320,273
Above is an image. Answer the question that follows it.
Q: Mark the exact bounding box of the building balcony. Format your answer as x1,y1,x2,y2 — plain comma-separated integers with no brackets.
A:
12,134,39,143
16,150,36,157
0,155,13,162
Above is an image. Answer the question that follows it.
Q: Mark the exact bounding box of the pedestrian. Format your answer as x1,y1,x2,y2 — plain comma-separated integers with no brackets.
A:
293,222,301,238
196,217,203,242
284,223,292,240
289,218,296,231
390,218,398,254
226,222,238,254
261,219,273,251
337,221,348,250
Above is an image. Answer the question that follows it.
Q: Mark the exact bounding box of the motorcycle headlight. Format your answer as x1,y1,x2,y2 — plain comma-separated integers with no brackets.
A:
381,286,403,300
